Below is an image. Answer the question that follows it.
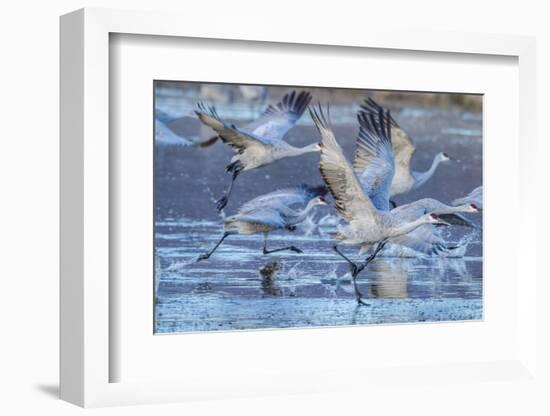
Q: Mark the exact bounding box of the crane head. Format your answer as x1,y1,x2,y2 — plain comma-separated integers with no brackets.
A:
315,196,328,206
468,203,482,212
426,212,450,226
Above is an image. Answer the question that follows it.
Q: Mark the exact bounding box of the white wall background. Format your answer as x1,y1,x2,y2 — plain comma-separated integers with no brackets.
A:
0,1,548,415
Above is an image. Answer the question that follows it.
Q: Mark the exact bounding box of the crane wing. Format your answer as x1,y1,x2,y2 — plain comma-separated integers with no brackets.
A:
360,98,416,187
244,90,312,142
155,119,192,146
353,105,395,211
195,102,269,153
310,104,377,224
232,207,288,229
239,185,326,214
390,225,449,256
452,186,483,207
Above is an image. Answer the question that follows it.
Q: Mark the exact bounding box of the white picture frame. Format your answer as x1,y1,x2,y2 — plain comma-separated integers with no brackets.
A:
60,7,538,407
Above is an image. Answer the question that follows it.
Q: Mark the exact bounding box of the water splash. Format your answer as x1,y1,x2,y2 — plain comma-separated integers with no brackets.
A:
165,259,196,272
318,213,342,227
441,229,481,258
283,262,304,281
319,263,349,297
296,213,319,237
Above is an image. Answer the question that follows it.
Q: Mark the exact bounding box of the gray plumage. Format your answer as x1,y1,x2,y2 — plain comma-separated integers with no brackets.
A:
196,186,327,261
311,105,447,255
359,98,453,198
196,90,319,211
355,104,481,255
225,185,327,234
354,108,395,212
311,104,448,304
390,198,481,253
155,108,218,147
453,186,483,210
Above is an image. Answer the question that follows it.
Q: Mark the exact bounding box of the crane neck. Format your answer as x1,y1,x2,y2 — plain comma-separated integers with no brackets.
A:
286,143,320,157
391,216,429,238
414,156,441,189
291,199,319,225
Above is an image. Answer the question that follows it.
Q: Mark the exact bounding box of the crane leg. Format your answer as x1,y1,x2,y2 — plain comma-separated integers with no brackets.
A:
262,234,303,254
196,232,230,262
351,268,369,306
363,241,387,266
217,162,242,212
333,245,358,272
333,245,369,306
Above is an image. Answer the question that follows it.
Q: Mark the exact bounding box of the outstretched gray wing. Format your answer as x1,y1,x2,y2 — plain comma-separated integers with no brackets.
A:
243,90,312,141
452,186,483,208
354,104,395,211
155,119,192,146
233,207,287,229
390,225,449,256
389,202,449,255
360,98,416,189
310,104,378,224
239,185,326,214
195,102,270,153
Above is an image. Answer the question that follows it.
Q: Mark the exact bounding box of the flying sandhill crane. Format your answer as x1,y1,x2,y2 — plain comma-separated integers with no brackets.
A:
155,108,218,147
453,186,483,210
196,185,327,262
195,90,319,211
359,98,454,205
310,105,449,305
354,106,481,255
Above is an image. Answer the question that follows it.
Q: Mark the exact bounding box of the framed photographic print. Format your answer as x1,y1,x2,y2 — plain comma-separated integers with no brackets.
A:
60,8,538,408
153,81,483,334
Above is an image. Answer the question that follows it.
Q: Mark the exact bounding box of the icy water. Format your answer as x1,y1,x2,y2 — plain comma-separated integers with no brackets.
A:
154,89,483,333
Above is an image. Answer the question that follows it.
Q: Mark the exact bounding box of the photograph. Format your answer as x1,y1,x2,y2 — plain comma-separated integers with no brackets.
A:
154,81,483,333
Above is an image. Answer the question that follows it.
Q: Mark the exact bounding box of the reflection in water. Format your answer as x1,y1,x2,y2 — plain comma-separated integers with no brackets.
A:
259,261,282,297
368,259,410,299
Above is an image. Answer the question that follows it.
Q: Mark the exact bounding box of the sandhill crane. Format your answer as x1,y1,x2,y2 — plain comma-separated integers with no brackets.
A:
196,185,327,261
394,198,481,227
453,186,483,210
359,98,453,204
155,108,218,147
195,90,319,211
355,105,481,255
310,105,449,305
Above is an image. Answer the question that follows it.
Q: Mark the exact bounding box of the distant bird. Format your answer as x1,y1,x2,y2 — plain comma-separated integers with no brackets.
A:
388,199,481,253
310,105,449,305
196,90,319,211
196,185,327,261
355,105,481,255
155,108,218,147
394,198,481,227
453,186,483,210
359,98,454,204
